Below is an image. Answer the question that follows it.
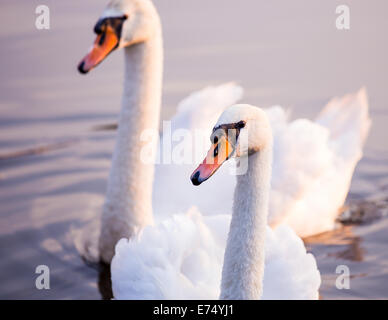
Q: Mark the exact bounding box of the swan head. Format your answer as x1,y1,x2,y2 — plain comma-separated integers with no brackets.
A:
191,104,272,186
78,0,160,74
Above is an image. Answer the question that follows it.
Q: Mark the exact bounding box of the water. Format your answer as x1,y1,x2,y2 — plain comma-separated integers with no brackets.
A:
0,0,387,299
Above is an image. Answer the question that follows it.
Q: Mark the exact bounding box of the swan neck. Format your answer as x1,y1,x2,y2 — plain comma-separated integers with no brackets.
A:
99,32,163,263
220,146,272,299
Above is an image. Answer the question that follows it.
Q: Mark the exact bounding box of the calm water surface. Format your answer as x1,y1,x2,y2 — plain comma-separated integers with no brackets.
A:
0,0,387,299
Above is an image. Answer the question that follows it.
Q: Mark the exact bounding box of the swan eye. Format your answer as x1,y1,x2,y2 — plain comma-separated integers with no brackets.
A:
98,31,107,45
213,144,219,157
213,136,218,144
94,15,128,37
236,120,246,129
94,19,106,34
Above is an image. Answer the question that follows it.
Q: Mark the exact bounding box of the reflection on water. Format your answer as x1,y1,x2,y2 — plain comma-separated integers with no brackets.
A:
98,263,113,300
306,197,388,264
80,258,113,300
305,198,388,299
0,140,77,160
73,220,113,300
305,225,364,262
339,198,388,225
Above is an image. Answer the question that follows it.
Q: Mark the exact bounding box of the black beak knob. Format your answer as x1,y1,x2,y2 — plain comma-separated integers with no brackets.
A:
191,171,201,186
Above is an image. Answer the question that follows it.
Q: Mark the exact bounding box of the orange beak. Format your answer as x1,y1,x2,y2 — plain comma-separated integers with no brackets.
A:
191,136,234,186
78,25,120,74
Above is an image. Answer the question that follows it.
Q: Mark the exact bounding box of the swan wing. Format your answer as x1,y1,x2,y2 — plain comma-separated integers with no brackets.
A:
111,208,224,299
262,225,321,299
267,88,371,236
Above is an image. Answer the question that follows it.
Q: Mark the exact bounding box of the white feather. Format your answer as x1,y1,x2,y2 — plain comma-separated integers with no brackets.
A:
112,210,320,300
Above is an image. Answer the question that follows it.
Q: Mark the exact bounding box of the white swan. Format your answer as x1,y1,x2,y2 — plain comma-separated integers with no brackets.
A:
78,0,370,263
112,104,321,299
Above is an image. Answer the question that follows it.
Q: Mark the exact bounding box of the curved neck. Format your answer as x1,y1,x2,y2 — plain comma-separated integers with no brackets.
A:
99,31,163,263
220,145,272,299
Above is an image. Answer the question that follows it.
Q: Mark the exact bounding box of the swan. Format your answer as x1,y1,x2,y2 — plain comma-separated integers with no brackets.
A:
77,0,370,263
111,104,321,299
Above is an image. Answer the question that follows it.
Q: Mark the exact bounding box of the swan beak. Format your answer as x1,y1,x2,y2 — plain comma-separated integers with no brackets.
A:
78,23,120,74
191,136,233,186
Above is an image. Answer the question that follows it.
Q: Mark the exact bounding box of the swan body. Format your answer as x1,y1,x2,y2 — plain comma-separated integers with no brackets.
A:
112,105,321,299
78,0,370,264
112,212,320,299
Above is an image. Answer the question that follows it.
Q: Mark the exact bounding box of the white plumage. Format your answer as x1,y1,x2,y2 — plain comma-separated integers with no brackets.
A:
154,86,370,237
112,210,320,299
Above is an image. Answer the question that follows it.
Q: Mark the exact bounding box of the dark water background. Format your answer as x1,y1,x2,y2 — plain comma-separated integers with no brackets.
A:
0,0,387,299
